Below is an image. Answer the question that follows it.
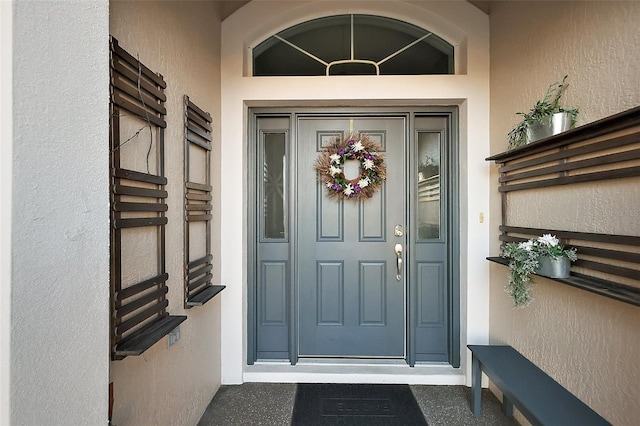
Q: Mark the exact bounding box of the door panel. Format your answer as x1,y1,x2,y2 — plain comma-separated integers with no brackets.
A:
297,116,406,357
255,117,291,360
411,116,450,362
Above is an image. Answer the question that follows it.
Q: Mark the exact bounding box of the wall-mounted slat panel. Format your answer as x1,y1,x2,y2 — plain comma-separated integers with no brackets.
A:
488,107,640,307
112,92,167,128
185,192,212,201
111,39,166,88
115,300,169,337
188,255,212,269
186,204,212,211
499,166,640,192
115,168,168,185
111,60,166,102
116,287,168,318
114,202,169,213
114,185,168,199
183,95,224,308
187,110,212,131
187,122,212,142
114,217,168,229
187,133,212,151
188,274,213,292
116,273,168,301
110,37,185,360
491,190,640,305
186,181,213,192
186,99,210,121
499,149,640,184
497,132,639,173
112,75,167,115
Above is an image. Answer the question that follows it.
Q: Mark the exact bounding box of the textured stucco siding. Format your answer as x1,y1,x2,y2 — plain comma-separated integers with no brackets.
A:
10,1,110,424
0,2,12,424
109,2,223,425
489,2,640,425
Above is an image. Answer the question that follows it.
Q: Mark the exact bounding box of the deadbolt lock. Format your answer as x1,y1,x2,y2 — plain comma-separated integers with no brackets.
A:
394,225,404,237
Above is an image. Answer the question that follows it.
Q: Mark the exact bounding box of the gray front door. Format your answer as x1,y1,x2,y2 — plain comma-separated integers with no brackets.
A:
297,116,406,357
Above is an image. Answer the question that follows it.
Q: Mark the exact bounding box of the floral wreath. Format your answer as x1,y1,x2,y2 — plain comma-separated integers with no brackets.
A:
315,133,386,200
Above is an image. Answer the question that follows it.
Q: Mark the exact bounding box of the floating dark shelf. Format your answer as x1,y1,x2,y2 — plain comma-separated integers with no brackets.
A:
186,284,226,307
486,105,640,162
114,315,187,359
487,257,640,307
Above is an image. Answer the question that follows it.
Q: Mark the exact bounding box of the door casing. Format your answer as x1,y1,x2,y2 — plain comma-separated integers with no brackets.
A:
247,106,460,368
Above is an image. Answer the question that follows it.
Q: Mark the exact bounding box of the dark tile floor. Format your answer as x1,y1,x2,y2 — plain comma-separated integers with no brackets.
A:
198,383,519,425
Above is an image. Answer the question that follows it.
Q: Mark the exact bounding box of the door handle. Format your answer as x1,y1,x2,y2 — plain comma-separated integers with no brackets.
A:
394,243,403,281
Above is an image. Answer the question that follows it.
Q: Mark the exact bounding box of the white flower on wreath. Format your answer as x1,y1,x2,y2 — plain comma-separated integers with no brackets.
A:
537,234,559,246
363,158,375,170
329,153,341,163
352,141,364,152
518,240,534,251
358,177,370,188
343,183,354,196
329,165,342,176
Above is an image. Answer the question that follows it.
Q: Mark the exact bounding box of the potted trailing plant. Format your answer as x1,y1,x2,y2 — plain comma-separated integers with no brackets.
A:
500,234,578,307
507,75,579,150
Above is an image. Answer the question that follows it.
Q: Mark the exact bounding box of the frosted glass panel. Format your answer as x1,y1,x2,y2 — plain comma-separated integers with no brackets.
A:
417,132,441,240
262,133,287,239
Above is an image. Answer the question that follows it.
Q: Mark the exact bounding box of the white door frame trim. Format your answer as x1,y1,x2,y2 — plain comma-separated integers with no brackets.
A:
221,0,490,385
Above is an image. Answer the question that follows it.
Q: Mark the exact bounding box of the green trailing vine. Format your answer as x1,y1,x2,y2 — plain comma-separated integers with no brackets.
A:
501,234,578,307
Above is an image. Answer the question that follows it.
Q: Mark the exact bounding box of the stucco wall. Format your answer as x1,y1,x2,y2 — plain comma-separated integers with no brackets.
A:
109,1,223,425
222,0,490,384
0,2,12,424
10,1,110,424
488,2,640,425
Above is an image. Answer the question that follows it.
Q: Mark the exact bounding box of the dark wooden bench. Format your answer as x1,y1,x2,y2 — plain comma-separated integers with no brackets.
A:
468,345,610,426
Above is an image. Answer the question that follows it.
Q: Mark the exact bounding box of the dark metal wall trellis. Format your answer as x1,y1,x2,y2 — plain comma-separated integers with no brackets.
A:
183,95,225,307
487,106,640,307
109,36,186,360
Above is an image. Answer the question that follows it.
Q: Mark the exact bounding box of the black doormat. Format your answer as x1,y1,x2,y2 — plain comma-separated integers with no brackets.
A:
291,383,428,425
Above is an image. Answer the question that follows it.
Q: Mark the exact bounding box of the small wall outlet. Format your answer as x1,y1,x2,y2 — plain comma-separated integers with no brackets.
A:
167,326,180,348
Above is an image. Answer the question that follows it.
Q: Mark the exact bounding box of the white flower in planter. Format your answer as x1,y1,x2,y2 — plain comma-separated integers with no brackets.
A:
501,234,577,307
537,234,559,247
518,240,534,251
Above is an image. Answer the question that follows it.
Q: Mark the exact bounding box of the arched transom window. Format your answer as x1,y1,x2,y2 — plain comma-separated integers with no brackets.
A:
252,14,454,76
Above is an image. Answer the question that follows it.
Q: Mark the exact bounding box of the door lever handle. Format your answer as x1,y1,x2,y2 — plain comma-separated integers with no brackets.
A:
394,243,403,281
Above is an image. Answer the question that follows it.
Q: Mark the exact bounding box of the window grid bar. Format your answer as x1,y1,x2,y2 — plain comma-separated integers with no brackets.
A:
273,34,329,66
377,33,433,66
350,14,355,61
